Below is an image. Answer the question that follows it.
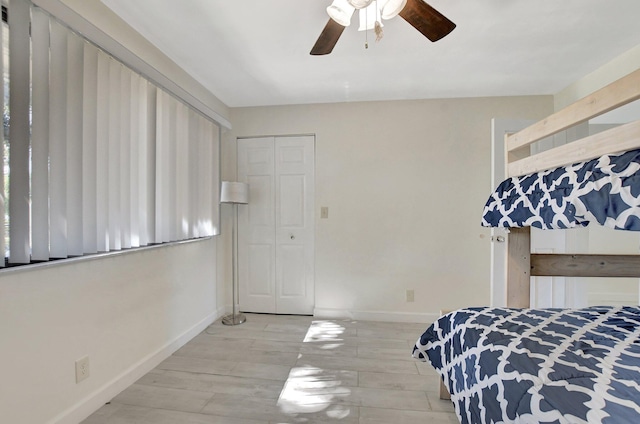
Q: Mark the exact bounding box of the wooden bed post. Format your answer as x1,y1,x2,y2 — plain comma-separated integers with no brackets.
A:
506,227,530,308
501,68,640,311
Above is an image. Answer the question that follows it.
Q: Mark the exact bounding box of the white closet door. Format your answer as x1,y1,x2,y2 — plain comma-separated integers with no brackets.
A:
237,136,315,314
238,137,277,313
275,136,315,314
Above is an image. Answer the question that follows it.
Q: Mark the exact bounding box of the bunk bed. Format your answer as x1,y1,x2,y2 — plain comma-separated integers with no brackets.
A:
413,68,640,424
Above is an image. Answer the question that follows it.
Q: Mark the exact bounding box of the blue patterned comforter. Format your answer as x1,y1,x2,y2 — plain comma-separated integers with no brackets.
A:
481,149,640,231
413,307,640,424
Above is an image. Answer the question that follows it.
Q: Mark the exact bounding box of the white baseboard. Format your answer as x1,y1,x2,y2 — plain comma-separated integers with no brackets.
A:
50,308,223,424
313,307,439,324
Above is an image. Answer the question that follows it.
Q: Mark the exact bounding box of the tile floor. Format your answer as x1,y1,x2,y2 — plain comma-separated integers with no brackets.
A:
82,314,458,423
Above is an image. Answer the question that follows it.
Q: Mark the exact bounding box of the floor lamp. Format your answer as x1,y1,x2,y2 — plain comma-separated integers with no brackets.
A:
220,181,249,326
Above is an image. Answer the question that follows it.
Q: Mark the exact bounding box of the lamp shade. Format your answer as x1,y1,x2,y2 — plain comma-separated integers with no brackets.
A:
220,181,249,204
347,0,374,9
381,0,407,19
327,0,355,26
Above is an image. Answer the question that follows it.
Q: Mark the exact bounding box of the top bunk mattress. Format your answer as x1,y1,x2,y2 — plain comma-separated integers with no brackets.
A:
481,148,640,231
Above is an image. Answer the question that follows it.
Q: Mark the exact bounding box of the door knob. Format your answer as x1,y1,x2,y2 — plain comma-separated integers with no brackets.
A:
290,235,295,240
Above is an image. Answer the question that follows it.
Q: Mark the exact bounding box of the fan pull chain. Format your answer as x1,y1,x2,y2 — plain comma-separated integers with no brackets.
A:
363,1,383,49
365,4,369,49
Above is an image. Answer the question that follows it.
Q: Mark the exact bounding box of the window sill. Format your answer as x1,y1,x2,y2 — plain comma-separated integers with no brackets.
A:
0,236,215,276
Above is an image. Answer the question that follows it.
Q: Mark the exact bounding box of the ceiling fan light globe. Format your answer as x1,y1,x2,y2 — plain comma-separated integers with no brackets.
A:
347,0,374,10
381,0,407,19
358,5,383,31
327,0,355,26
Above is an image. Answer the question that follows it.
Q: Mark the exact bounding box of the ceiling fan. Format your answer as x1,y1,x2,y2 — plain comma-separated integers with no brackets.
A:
311,0,456,55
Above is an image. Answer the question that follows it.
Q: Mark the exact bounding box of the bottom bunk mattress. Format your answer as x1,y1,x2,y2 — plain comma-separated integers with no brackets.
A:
412,306,640,424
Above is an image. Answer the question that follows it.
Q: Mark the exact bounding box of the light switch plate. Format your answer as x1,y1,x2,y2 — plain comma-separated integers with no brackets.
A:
406,289,415,302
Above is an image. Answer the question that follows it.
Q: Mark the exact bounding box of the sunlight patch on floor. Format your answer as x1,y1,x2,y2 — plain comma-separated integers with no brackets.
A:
277,366,352,418
303,320,346,343
276,321,353,420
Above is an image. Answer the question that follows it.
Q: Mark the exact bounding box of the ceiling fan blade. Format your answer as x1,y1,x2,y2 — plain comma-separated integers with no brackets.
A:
310,19,346,55
399,0,456,42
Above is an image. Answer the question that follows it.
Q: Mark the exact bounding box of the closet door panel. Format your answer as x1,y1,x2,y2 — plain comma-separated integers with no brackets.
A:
238,138,276,313
247,244,274,296
275,136,315,315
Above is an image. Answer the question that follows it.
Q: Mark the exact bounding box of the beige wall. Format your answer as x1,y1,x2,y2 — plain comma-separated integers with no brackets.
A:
0,240,219,424
555,44,640,109
223,96,553,322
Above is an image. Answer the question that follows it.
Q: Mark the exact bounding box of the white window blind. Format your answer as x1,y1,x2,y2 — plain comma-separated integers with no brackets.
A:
96,50,110,253
143,82,157,246
166,94,178,243
67,31,84,257
49,18,67,259
31,7,50,262
129,73,141,248
0,10,5,266
107,58,121,251
176,103,189,241
119,64,132,250
155,88,169,244
83,42,99,254
1,0,220,267
8,0,31,264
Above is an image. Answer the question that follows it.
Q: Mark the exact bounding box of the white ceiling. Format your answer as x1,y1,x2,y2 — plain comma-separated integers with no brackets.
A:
100,0,640,108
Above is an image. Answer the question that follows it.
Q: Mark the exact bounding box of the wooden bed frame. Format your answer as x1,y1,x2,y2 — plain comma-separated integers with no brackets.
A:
438,68,640,402
505,68,640,308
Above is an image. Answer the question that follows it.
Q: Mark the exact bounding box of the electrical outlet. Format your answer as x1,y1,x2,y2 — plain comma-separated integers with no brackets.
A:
406,289,415,302
75,356,90,383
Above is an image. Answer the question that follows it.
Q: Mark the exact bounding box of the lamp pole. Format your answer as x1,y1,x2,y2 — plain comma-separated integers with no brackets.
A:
221,181,248,326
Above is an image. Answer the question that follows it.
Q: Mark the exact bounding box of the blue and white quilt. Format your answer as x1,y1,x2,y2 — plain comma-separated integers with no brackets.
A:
413,307,640,424
481,149,640,231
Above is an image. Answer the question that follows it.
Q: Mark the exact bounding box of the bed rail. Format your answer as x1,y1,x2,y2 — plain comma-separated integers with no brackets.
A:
506,68,640,163
508,119,640,177
502,68,640,308
531,254,640,278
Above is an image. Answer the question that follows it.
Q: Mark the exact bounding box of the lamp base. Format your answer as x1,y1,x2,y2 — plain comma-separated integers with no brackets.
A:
221,313,247,326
